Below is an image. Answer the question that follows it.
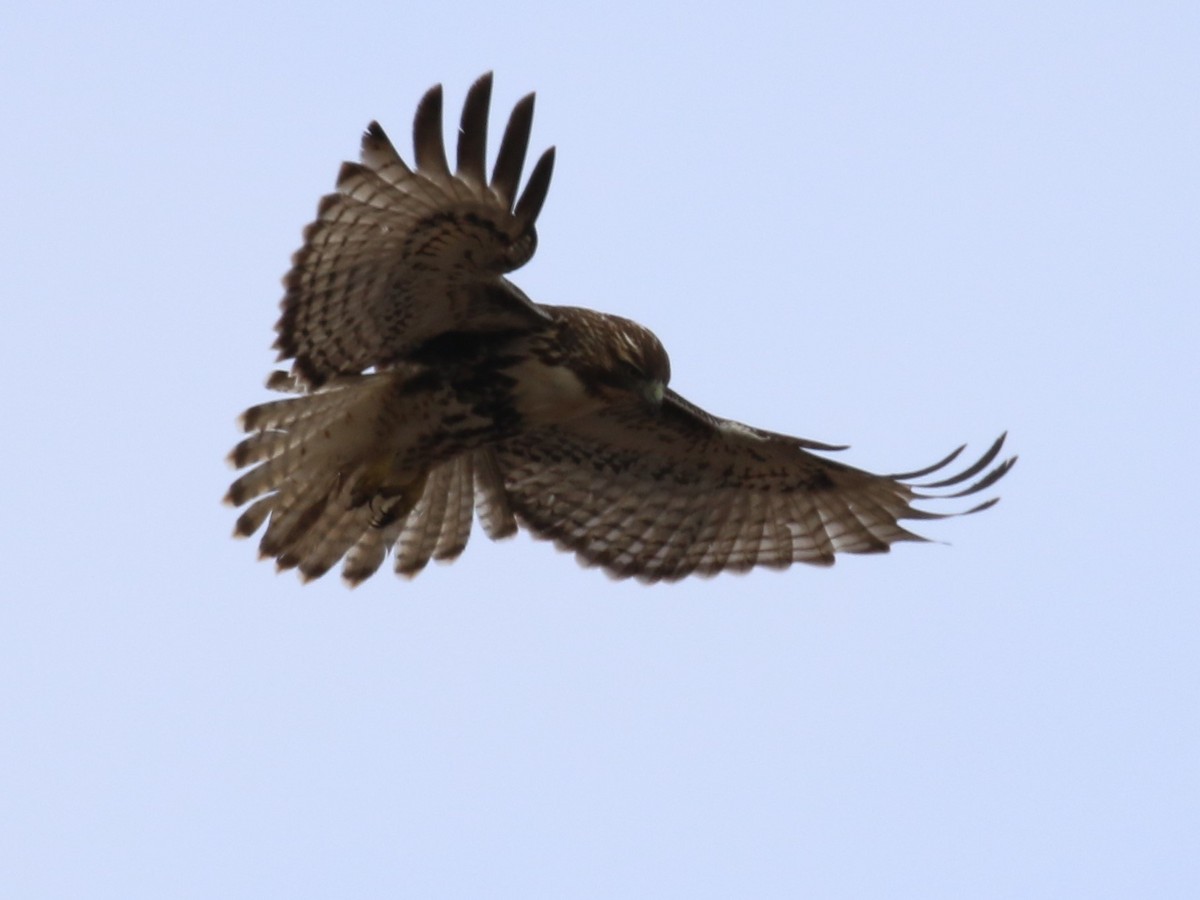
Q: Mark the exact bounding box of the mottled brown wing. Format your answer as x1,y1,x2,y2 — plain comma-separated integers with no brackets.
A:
276,72,555,386
493,391,1015,582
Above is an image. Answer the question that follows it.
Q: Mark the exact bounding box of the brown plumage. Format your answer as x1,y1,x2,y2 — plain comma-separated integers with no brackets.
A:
225,72,1015,585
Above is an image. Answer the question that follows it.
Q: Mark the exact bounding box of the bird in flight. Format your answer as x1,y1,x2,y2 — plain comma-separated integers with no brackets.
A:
225,73,1014,585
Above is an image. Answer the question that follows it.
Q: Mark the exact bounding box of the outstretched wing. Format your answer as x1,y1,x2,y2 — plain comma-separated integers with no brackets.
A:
493,391,1016,582
276,72,556,386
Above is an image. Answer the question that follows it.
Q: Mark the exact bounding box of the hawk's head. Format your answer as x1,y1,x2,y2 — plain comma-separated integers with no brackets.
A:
554,308,670,411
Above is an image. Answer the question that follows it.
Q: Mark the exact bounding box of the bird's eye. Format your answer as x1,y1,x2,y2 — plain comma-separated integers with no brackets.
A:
619,359,644,380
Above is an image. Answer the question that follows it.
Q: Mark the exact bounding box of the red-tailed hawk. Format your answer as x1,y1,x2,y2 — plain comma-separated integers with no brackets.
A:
225,73,1015,585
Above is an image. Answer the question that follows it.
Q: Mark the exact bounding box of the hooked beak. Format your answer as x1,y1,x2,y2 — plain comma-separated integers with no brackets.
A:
640,379,666,411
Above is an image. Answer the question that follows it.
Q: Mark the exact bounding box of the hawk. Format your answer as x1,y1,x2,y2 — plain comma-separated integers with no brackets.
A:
225,73,1015,585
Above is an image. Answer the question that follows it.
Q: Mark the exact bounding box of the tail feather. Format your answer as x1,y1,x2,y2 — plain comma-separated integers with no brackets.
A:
227,371,405,575
238,370,372,427
227,428,296,470
282,498,376,582
343,518,403,586
394,454,475,576
395,463,454,576
340,455,475,584
225,376,390,508
226,367,506,583
473,448,518,540
258,477,339,559
432,455,475,560
232,495,274,539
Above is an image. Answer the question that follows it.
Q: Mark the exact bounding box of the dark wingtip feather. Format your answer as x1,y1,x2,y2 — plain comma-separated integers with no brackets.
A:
891,443,967,481
945,455,1017,499
513,146,556,230
961,496,1001,516
412,83,450,178
491,91,536,208
901,433,1015,521
796,438,850,452
360,121,396,160
456,72,494,184
919,432,1007,489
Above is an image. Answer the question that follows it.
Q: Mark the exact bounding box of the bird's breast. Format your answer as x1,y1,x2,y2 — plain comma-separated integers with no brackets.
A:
502,358,606,426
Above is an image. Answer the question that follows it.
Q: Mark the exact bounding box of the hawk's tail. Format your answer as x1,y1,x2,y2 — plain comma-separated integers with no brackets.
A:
224,371,517,584
224,371,405,582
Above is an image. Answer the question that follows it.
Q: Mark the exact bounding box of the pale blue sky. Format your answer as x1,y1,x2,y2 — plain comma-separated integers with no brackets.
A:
3,1,1197,897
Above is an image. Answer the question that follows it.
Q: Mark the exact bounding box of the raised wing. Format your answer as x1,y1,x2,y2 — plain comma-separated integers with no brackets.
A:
276,72,556,386
493,392,1016,582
